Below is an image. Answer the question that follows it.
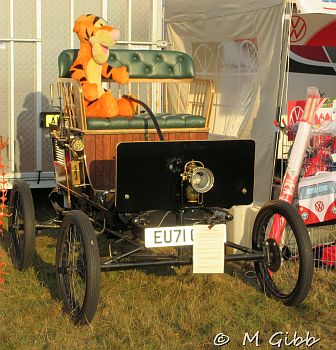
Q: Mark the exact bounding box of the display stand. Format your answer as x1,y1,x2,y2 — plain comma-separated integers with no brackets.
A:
277,96,336,270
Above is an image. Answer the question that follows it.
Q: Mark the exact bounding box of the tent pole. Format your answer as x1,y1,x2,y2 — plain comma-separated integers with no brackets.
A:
271,1,293,199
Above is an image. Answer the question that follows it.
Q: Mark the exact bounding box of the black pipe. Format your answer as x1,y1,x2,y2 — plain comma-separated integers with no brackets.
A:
225,241,260,255
225,253,265,262
122,94,165,141
130,254,180,260
100,252,266,271
112,247,142,262
101,258,191,271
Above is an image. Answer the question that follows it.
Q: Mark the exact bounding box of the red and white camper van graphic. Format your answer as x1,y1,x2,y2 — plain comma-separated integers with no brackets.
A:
289,14,336,75
298,172,336,224
287,98,331,128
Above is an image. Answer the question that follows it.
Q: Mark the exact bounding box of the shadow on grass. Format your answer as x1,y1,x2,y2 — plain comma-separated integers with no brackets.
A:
141,265,178,276
33,252,58,300
225,261,259,288
33,192,59,300
0,229,59,300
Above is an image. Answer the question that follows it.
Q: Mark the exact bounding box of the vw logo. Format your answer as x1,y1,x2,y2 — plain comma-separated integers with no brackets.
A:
314,201,324,212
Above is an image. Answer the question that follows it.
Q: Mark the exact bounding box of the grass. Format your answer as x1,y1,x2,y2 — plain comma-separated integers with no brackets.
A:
0,232,335,350
0,193,335,350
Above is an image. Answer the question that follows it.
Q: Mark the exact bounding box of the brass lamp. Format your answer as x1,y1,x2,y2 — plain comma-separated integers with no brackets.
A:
181,160,214,204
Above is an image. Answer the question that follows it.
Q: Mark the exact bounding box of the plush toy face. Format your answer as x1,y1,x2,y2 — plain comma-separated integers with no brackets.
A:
73,14,120,64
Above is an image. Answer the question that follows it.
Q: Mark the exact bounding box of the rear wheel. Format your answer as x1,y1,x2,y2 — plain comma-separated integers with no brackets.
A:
8,180,36,270
252,200,313,306
56,210,100,324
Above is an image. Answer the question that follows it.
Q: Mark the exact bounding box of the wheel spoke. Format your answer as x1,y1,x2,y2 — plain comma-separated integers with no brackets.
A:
11,193,24,263
8,181,36,271
264,216,300,295
56,210,100,324
252,200,313,306
60,223,87,318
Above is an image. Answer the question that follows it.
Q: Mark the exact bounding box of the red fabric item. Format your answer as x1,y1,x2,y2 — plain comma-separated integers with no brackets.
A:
321,245,336,266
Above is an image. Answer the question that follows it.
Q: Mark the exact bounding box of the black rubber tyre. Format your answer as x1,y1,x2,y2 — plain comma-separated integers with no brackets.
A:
252,200,313,306
56,210,100,325
8,180,36,270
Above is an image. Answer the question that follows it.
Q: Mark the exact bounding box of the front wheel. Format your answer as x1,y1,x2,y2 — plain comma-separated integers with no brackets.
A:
56,210,100,324
252,200,313,306
8,180,36,270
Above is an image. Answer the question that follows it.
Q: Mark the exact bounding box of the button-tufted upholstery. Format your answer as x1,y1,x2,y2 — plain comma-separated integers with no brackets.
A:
86,114,206,130
57,49,212,131
58,49,195,79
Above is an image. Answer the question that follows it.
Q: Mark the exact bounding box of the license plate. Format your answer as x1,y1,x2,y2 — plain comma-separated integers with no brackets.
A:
145,226,194,248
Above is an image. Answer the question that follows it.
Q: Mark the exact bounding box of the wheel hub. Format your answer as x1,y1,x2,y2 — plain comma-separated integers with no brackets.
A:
266,238,281,272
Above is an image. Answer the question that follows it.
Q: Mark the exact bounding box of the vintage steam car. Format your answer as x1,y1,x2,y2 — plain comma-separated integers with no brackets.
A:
8,49,313,324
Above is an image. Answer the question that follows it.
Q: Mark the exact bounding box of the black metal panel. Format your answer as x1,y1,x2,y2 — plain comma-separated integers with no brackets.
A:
116,140,255,211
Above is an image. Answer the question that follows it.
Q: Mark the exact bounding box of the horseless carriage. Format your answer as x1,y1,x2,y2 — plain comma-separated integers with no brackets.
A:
8,49,313,324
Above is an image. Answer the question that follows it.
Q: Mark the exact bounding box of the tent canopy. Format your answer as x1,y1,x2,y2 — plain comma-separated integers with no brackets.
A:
165,0,284,20
165,0,286,203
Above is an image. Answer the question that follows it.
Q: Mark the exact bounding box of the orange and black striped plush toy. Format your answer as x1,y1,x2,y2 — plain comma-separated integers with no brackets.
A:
70,14,134,118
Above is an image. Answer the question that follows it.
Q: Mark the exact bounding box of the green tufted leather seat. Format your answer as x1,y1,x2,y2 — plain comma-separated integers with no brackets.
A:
58,49,206,130
59,49,195,79
86,114,206,130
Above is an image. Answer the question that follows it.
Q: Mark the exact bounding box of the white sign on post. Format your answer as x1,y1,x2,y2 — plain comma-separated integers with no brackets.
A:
192,224,226,274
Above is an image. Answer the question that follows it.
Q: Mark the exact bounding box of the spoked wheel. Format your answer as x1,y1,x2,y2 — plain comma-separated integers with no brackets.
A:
8,180,36,270
56,210,100,325
252,200,313,306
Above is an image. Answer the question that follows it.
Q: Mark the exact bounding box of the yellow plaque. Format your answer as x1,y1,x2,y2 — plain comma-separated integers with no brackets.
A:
45,114,59,127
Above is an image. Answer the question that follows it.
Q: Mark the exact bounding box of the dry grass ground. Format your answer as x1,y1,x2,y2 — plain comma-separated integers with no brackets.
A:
0,190,335,350
0,229,335,350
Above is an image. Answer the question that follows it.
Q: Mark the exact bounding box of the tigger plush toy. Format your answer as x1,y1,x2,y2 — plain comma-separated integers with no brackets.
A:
70,14,134,118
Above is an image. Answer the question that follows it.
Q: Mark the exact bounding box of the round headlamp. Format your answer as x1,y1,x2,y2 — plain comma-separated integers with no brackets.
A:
190,167,214,193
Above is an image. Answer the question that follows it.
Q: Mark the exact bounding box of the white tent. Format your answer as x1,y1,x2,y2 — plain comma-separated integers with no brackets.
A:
165,0,286,204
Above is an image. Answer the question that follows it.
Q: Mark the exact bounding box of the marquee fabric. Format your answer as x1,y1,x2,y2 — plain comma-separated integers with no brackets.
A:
165,0,286,203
